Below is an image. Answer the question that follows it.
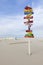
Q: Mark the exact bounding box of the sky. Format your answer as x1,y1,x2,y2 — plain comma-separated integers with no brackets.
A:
0,0,43,15
0,0,32,15
0,0,43,38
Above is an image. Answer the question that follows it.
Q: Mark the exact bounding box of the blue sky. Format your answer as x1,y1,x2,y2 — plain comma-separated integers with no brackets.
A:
0,0,43,15
0,0,43,38
0,0,32,15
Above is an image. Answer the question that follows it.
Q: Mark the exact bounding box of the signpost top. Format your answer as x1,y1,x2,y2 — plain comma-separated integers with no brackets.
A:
24,6,34,38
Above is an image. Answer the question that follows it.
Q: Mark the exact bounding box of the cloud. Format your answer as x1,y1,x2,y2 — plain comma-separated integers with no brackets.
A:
31,6,43,38
32,6,43,28
0,15,26,36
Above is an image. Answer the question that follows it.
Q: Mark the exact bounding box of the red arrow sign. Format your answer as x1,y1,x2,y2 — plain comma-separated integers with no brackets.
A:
25,6,32,10
26,30,32,32
24,16,33,19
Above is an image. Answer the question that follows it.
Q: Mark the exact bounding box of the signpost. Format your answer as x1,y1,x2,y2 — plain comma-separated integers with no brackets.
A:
24,6,34,55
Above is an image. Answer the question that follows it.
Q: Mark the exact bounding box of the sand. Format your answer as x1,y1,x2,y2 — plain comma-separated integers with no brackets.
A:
0,38,43,65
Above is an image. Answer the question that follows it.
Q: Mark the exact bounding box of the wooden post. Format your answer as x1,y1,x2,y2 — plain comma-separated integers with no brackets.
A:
28,38,31,55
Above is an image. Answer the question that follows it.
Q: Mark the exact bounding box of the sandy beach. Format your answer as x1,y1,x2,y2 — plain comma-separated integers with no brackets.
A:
0,38,43,65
